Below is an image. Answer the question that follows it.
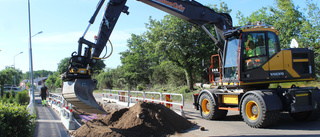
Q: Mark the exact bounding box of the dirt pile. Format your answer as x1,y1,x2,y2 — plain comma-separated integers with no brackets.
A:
71,101,193,137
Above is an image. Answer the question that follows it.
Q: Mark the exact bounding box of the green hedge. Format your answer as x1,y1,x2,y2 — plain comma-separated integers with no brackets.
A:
0,103,36,137
1,90,29,105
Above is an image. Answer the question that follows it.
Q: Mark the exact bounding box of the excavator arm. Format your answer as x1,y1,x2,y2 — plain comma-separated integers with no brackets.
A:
62,0,232,114
138,0,233,49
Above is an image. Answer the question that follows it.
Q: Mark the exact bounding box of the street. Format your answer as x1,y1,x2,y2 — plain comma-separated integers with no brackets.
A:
94,93,320,137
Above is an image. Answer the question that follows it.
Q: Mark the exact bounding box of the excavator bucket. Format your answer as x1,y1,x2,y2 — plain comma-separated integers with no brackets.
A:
62,79,106,114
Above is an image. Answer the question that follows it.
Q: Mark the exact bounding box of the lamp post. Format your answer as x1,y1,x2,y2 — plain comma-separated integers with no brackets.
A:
13,51,23,86
32,31,43,38
28,0,44,104
13,51,23,68
28,0,34,104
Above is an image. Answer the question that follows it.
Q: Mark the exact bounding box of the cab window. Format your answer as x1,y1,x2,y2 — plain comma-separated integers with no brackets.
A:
242,32,268,70
267,32,279,57
224,36,239,79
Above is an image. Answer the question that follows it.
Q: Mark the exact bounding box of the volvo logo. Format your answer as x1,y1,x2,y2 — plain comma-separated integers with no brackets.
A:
270,72,284,76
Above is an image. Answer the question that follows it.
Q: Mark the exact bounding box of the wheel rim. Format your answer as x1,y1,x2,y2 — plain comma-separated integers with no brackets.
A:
202,98,210,115
245,101,259,120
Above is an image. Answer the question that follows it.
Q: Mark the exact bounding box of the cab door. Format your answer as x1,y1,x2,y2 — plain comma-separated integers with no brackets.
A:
263,32,282,79
223,36,239,82
240,32,270,81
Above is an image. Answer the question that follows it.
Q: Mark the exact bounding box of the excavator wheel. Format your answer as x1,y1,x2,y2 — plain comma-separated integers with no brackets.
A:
241,94,280,128
199,93,227,120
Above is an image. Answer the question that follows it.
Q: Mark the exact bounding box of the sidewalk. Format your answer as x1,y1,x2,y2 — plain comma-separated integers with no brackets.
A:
33,95,70,137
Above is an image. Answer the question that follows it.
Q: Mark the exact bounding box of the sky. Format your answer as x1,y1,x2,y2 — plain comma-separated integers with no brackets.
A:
0,0,318,73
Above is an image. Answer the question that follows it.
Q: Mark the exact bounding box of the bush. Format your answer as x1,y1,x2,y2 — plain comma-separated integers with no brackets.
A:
1,95,7,103
180,86,189,93
5,92,10,98
15,90,29,105
10,90,15,97
8,94,14,104
137,84,145,91
0,102,36,137
1,90,29,105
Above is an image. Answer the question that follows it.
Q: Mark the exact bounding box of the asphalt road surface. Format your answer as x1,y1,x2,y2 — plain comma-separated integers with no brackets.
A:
93,93,320,137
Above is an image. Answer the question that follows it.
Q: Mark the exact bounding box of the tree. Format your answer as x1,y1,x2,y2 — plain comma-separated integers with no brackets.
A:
23,70,54,80
144,3,232,91
54,76,62,88
95,69,114,89
150,61,186,86
120,34,156,88
57,57,70,75
0,67,18,96
46,72,59,90
145,14,219,91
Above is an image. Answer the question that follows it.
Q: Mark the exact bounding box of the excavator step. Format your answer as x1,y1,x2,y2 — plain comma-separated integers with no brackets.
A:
62,79,106,114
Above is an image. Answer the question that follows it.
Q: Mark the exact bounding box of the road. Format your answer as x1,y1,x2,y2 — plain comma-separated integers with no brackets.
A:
93,93,320,137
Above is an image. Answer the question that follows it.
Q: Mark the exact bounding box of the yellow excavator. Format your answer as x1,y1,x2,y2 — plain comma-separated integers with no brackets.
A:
61,0,320,127
193,23,320,128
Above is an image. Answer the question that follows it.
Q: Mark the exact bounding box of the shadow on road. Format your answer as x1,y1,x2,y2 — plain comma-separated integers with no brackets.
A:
185,109,243,121
209,135,320,137
185,108,320,131
267,113,320,131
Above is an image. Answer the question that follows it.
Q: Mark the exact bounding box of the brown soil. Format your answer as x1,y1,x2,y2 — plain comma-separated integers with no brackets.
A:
72,102,126,124
71,101,193,137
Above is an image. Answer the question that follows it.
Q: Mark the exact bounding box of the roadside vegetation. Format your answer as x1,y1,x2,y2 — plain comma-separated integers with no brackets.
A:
0,90,36,137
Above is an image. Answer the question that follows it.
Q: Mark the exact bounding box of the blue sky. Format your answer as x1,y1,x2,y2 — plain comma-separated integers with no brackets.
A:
0,0,318,73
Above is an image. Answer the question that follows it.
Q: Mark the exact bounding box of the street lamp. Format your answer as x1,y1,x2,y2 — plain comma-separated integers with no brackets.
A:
28,0,44,106
13,51,23,68
13,51,23,86
28,31,42,89
32,31,43,38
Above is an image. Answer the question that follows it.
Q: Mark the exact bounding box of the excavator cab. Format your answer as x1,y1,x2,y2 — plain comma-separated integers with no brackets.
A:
210,23,316,88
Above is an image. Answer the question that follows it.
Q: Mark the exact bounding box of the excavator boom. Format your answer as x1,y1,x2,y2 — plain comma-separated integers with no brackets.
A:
62,0,232,114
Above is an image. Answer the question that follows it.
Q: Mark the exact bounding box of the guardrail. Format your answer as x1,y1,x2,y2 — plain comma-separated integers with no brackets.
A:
27,90,36,116
48,93,75,130
46,89,185,131
102,89,185,117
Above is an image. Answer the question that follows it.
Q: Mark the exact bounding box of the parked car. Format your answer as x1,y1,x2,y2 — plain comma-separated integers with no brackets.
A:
4,87,22,95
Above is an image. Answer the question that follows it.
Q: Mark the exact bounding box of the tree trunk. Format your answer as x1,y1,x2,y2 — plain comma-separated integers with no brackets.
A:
184,68,194,92
0,81,4,97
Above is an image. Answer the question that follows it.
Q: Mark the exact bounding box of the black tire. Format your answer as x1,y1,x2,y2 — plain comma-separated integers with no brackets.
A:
241,94,280,128
199,93,227,120
290,108,320,121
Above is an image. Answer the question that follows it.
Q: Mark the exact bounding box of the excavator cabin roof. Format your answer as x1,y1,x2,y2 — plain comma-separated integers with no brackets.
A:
240,25,279,35
234,22,279,35
225,23,279,39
